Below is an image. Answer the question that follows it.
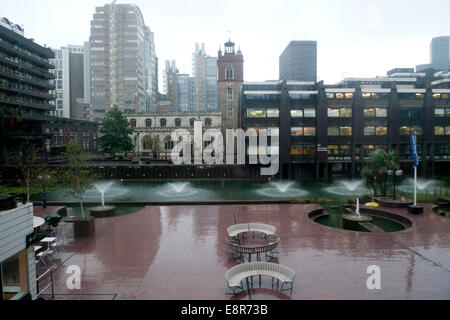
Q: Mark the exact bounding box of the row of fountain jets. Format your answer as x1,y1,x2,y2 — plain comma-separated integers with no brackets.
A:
91,179,441,205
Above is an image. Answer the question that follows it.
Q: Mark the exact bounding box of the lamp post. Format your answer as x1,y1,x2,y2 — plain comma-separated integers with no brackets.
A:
387,169,403,200
38,174,51,208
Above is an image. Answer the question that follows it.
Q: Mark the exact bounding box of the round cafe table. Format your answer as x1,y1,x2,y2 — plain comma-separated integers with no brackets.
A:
33,216,45,229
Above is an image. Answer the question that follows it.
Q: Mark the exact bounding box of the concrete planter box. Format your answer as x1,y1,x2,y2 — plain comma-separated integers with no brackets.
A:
65,217,95,237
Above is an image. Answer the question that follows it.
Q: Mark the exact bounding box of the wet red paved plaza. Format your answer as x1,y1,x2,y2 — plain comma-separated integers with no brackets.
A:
35,204,450,300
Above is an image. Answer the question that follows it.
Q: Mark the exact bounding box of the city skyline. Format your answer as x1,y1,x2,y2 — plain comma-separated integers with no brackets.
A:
2,0,450,88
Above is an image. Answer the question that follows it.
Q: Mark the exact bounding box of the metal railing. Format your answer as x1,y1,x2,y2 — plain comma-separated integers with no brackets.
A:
36,265,57,299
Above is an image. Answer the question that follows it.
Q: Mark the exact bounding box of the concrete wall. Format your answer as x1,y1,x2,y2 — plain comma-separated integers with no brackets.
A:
0,203,37,299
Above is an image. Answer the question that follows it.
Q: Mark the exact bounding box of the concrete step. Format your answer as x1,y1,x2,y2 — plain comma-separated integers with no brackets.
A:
358,222,386,233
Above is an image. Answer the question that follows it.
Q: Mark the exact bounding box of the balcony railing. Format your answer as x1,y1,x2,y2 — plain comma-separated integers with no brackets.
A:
0,54,54,80
0,95,54,110
0,38,54,69
0,83,54,100
0,68,55,90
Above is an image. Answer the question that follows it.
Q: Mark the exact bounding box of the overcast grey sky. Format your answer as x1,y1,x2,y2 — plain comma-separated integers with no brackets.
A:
2,0,450,86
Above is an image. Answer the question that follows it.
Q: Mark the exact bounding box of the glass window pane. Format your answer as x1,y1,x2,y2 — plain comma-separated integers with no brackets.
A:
328,127,339,136
411,126,422,135
435,108,444,117
345,93,353,99
326,93,335,99
291,146,303,155
445,109,450,117
340,127,352,136
435,126,445,135
446,126,450,135
376,108,387,117
327,145,338,155
340,108,352,117
364,126,375,136
266,109,279,117
364,108,375,117
290,109,303,117
328,108,339,117
247,109,265,117
336,93,344,99
304,146,316,154
303,127,316,136
291,127,303,136
303,108,316,117
400,126,410,135
376,126,387,136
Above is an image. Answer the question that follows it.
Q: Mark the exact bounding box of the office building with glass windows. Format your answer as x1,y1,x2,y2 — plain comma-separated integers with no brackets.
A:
239,71,450,179
279,41,317,82
89,2,157,122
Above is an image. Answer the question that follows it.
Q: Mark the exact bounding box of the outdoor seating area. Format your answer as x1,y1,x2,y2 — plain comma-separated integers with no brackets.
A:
225,262,296,295
227,223,277,241
224,222,295,296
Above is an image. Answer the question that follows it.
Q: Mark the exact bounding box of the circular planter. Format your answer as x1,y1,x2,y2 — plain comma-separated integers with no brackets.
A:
90,205,116,218
407,205,424,215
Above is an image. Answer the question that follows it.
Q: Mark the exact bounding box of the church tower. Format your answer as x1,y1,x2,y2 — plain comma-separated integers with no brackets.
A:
217,39,244,136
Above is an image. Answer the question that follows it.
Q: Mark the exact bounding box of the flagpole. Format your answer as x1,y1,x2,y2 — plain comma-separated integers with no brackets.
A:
414,165,417,207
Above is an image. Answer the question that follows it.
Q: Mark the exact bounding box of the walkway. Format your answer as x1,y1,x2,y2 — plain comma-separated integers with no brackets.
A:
37,203,450,300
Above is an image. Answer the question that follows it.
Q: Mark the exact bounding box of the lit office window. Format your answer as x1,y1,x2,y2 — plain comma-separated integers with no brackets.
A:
411,126,422,135
303,127,316,136
328,145,338,155
400,126,410,136
327,108,340,117
247,109,266,117
304,108,316,117
291,127,303,136
291,110,303,118
376,126,388,136
266,109,279,117
435,108,445,117
340,127,352,136
364,126,375,136
291,146,303,155
376,108,387,117
340,108,352,117
364,108,375,117
435,126,445,135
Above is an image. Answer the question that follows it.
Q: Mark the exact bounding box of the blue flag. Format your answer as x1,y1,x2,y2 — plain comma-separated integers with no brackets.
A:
410,134,419,167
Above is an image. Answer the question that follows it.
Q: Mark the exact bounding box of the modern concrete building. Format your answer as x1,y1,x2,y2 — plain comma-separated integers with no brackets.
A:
0,18,55,164
0,18,98,164
0,203,38,300
279,41,317,82
89,2,157,121
239,71,450,179
49,45,87,119
192,43,218,112
217,39,244,138
416,36,450,72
